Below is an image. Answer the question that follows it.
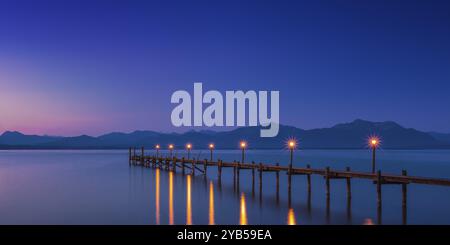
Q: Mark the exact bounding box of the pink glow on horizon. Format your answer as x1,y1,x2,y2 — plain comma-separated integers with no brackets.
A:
0,58,171,136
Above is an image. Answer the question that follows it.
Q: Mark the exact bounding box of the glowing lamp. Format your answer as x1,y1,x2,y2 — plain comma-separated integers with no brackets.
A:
186,143,192,149
169,144,174,149
370,138,379,148
288,140,296,149
155,144,160,149
209,144,214,149
240,141,247,148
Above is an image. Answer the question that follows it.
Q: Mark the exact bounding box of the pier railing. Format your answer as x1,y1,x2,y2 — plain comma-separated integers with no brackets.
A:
128,147,450,186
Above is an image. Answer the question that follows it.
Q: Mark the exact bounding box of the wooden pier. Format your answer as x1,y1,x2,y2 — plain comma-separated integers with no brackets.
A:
128,147,450,224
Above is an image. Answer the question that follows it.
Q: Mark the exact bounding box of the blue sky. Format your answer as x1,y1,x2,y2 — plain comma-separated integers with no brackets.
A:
1,0,449,135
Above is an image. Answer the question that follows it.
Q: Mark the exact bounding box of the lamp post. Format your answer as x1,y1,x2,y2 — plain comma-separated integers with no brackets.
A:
155,144,160,158
369,138,379,173
209,143,214,162
168,144,174,158
186,143,192,160
287,139,296,207
240,141,247,164
288,140,296,173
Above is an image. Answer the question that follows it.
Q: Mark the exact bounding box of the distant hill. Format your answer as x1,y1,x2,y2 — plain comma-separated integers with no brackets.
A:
429,132,450,144
0,131,61,146
0,119,449,149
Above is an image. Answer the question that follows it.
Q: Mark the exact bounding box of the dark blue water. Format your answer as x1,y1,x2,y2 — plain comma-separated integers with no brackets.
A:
0,149,449,224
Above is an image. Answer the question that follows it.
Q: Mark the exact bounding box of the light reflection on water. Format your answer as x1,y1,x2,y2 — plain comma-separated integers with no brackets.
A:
169,171,174,225
240,193,248,225
1,149,450,224
287,208,296,225
155,169,160,225
186,175,192,225
209,181,215,225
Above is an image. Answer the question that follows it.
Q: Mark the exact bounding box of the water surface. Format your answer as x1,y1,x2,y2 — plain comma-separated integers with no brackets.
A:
0,149,449,224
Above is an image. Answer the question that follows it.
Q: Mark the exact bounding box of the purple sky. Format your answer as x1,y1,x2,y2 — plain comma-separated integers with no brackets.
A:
1,0,450,136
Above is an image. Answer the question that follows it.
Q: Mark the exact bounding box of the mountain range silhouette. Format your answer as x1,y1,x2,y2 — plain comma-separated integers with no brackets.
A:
1,119,449,149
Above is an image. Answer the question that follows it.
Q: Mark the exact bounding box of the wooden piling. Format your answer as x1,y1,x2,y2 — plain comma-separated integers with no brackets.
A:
402,169,408,225
347,192,352,224
128,147,131,165
307,164,311,193
288,171,292,200
141,147,144,165
192,158,196,175
259,163,263,196
181,157,185,174
172,157,177,172
376,170,382,206
204,159,208,175
325,168,331,224
346,166,352,199
252,161,255,196
307,186,312,215
236,161,240,189
376,170,382,225
218,159,222,181
326,191,330,224
275,163,280,198
325,166,330,199
233,161,236,189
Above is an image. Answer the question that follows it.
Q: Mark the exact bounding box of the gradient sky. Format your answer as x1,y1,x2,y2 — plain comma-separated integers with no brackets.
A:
1,0,450,136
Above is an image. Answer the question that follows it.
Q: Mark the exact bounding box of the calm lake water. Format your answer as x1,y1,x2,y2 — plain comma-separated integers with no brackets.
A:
0,149,450,225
